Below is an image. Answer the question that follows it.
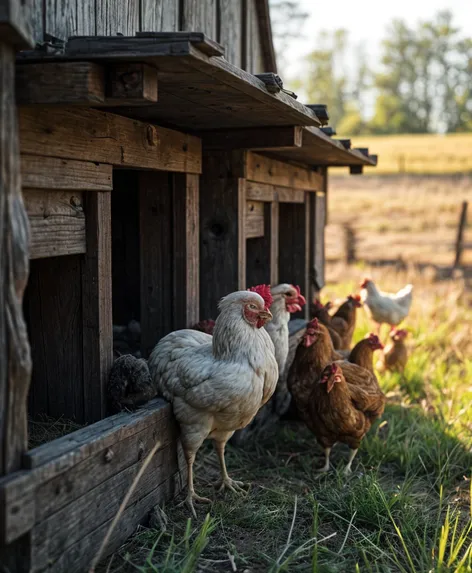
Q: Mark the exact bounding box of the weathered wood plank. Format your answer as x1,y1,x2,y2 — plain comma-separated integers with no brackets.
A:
139,171,173,357
270,201,279,285
0,399,175,543
96,0,139,35
246,182,306,204
311,191,326,291
219,0,242,68
82,191,113,422
172,172,199,328
44,0,78,41
246,203,271,288
246,152,323,191
16,62,105,105
76,0,95,36
0,41,32,477
245,200,264,239
200,150,246,318
181,0,217,39
140,0,180,32
24,256,84,422
107,62,158,104
19,107,202,174
202,126,302,151
21,155,112,190
24,189,86,259
246,0,264,74
304,192,311,321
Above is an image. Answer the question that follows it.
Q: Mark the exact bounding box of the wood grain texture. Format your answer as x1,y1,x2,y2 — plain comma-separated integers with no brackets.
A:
24,189,86,259
200,150,246,319
246,152,323,191
25,256,84,421
270,201,279,285
0,0,35,48
172,172,199,328
181,0,217,38
0,400,177,542
139,171,173,357
19,107,202,174
44,0,78,41
219,0,242,67
246,181,304,203
140,0,179,32
96,0,139,35
21,155,112,190
245,200,264,238
82,191,113,422
246,0,264,74
16,62,105,105
0,42,32,476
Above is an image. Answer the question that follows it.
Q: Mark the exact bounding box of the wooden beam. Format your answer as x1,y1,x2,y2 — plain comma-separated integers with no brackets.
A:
16,62,105,105
246,181,305,203
19,107,202,174
247,152,323,191
21,155,113,190
200,150,246,319
106,62,158,104
24,190,86,259
0,41,32,477
304,193,311,321
172,172,200,329
0,399,183,557
82,192,113,422
245,200,264,238
202,126,302,150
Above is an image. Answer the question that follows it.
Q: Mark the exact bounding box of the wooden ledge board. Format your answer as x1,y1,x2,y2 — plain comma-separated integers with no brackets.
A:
259,127,378,168
19,107,202,174
246,181,305,204
17,34,321,131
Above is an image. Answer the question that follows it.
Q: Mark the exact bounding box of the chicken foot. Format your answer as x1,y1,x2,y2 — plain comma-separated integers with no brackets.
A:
343,448,358,475
213,439,247,494
179,451,211,518
316,447,331,473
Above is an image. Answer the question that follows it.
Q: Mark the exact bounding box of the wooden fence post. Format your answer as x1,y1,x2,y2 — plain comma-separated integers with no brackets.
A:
344,224,357,265
454,201,468,269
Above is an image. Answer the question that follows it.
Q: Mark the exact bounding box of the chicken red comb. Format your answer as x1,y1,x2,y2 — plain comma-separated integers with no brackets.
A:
293,284,306,305
248,284,273,310
367,333,384,349
393,328,408,338
320,363,339,383
307,317,320,330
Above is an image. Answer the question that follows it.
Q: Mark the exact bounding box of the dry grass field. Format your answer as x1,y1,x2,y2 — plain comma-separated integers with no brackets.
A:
326,174,472,268
347,134,472,175
101,175,472,572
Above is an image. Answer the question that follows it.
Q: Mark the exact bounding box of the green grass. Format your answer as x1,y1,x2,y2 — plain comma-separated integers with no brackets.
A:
104,269,472,573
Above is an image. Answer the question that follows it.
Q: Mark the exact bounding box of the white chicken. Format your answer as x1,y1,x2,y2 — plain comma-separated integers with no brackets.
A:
148,285,278,516
360,278,413,334
232,283,307,443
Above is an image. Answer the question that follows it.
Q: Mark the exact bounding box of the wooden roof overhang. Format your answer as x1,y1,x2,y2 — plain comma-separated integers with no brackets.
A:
257,127,378,170
16,32,321,132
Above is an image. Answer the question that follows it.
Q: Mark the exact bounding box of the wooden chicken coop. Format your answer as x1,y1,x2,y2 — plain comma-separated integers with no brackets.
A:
0,1,377,571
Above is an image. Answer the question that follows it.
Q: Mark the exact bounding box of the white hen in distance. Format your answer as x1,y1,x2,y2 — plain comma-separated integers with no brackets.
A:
360,278,413,334
148,285,278,516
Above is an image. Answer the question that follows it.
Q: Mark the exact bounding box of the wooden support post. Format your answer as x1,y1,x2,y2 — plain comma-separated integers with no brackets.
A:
172,173,199,329
0,26,32,479
454,201,468,269
200,150,246,319
246,203,271,287
270,201,279,285
304,193,311,321
308,192,326,305
82,192,113,422
0,8,34,570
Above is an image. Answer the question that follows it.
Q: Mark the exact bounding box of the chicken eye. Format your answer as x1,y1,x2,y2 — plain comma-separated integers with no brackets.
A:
249,304,257,310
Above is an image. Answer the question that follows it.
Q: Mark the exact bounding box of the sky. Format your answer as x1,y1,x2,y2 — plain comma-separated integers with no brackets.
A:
276,0,472,80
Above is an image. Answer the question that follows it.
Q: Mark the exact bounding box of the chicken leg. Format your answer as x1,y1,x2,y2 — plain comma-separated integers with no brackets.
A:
179,451,212,518
316,447,331,473
344,448,358,475
213,438,246,494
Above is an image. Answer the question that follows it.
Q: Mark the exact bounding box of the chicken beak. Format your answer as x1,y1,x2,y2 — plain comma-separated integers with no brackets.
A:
258,309,273,323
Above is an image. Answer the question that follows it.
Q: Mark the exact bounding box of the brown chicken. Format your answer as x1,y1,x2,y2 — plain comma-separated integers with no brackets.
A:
348,333,384,372
330,294,362,350
311,299,343,350
287,318,386,474
378,328,409,373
